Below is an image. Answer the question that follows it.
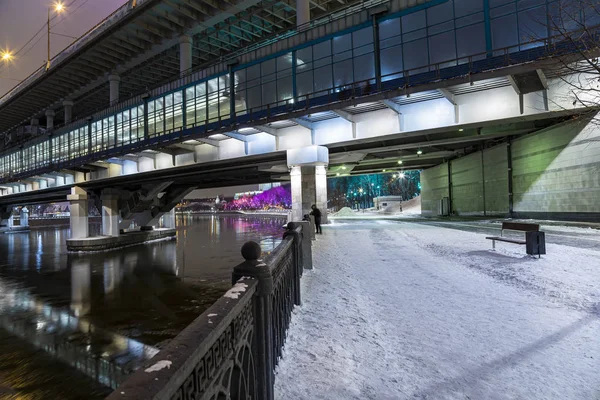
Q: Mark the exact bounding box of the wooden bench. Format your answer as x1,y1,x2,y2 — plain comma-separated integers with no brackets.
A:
486,222,545,256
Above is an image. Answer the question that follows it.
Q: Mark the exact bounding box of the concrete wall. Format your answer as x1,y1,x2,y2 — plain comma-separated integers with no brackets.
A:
512,115,600,217
420,163,449,215
420,114,600,220
483,145,509,214
451,152,484,215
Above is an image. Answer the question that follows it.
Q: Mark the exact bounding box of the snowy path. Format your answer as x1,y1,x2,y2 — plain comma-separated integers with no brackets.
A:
274,221,600,400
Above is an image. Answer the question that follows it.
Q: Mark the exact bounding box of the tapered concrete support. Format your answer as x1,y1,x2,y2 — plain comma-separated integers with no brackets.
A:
45,109,55,130
179,35,192,75
288,146,329,223
19,207,29,227
297,0,310,27
101,189,120,237
109,74,120,105
63,100,74,124
290,166,328,223
67,186,89,239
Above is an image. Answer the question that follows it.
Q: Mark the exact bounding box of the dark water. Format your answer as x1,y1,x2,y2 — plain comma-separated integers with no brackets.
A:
0,214,285,399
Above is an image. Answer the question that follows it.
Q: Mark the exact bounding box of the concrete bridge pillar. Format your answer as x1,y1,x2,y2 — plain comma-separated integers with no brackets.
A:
45,109,55,130
0,206,13,228
19,207,29,228
109,74,120,105
63,100,74,124
67,186,89,239
179,35,193,75
101,189,120,237
287,146,328,223
297,0,310,28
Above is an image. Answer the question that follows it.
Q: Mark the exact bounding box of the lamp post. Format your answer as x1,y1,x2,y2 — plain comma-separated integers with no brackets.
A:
46,2,65,71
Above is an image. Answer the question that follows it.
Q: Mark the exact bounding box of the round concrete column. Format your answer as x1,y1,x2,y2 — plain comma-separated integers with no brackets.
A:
67,186,89,239
20,207,29,227
108,74,120,105
101,189,120,237
45,109,55,130
297,0,310,28
179,35,193,76
63,100,74,124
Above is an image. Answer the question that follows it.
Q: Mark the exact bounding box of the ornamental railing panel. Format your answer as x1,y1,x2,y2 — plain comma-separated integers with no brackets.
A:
106,221,311,400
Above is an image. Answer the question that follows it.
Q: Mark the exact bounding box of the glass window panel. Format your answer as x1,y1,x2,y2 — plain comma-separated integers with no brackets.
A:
313,40,331,59
491,14,518,51
381,35,402,50
333,33,352,54
352,27,373,48
297,47,312,64
314,55,332,69
402,10,426,33
333,49,352,63
427,2,454,25
518,0,545,11
277,53,292,71
429,31,457,64
490,0,513,8
379,18,401,40
381,45,403,78
455,12,485,28
454,0,483,18
490,3,516,18
262,81,277,105
261,59,276,76
314,65,333,92
353,44,374,57
297,70,314,96
518,6,548,47
403,38,429,71
456,23,487,59
353,53,375,82
403,28,427,42
277,76,293,101
333,59,353,87
247,86,262,109
429,20,454,35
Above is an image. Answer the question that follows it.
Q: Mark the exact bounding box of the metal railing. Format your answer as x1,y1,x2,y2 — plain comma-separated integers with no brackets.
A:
107,221,311,400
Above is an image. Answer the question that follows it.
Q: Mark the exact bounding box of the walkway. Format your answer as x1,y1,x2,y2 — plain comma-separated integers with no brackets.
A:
274,220,600,400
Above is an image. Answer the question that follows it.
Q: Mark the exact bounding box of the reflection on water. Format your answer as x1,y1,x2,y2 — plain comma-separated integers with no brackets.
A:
0,214,285,398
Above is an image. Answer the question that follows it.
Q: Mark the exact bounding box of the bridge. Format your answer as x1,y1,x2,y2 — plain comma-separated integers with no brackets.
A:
1,0,599,248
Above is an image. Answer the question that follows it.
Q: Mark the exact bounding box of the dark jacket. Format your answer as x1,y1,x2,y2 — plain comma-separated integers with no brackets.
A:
310,208,322,219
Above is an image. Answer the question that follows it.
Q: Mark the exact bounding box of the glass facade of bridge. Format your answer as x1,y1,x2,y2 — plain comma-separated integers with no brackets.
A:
1,0,597,184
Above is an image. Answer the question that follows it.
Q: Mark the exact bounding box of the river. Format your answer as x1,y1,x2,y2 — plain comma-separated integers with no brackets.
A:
0,214,286,399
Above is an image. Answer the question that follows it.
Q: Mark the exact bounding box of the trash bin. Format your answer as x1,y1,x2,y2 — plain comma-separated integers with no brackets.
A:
526,231,546,257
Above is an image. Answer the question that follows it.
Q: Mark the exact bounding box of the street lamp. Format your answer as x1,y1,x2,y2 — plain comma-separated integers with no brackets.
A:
1,51,12,62
47,2,66,71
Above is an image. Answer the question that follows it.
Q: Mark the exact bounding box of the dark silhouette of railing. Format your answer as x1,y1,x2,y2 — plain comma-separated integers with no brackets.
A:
106,221,311,400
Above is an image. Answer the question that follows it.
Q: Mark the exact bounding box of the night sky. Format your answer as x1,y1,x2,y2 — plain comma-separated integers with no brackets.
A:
0,0,124,97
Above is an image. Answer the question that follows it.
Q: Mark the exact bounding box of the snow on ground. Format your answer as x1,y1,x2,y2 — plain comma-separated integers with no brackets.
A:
274,220,600,400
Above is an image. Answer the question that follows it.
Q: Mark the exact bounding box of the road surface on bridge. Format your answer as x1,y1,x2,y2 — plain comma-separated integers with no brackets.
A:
274,220,600,399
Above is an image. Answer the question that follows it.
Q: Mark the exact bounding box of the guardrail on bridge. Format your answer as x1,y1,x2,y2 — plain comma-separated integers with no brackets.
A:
106,221,312,400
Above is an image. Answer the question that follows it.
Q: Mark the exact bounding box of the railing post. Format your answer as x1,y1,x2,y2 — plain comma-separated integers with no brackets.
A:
232,241,275,400
283,224,302,306
287,221,312,271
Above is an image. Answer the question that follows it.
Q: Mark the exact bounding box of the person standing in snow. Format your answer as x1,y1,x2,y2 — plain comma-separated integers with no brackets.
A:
310,204,322,234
